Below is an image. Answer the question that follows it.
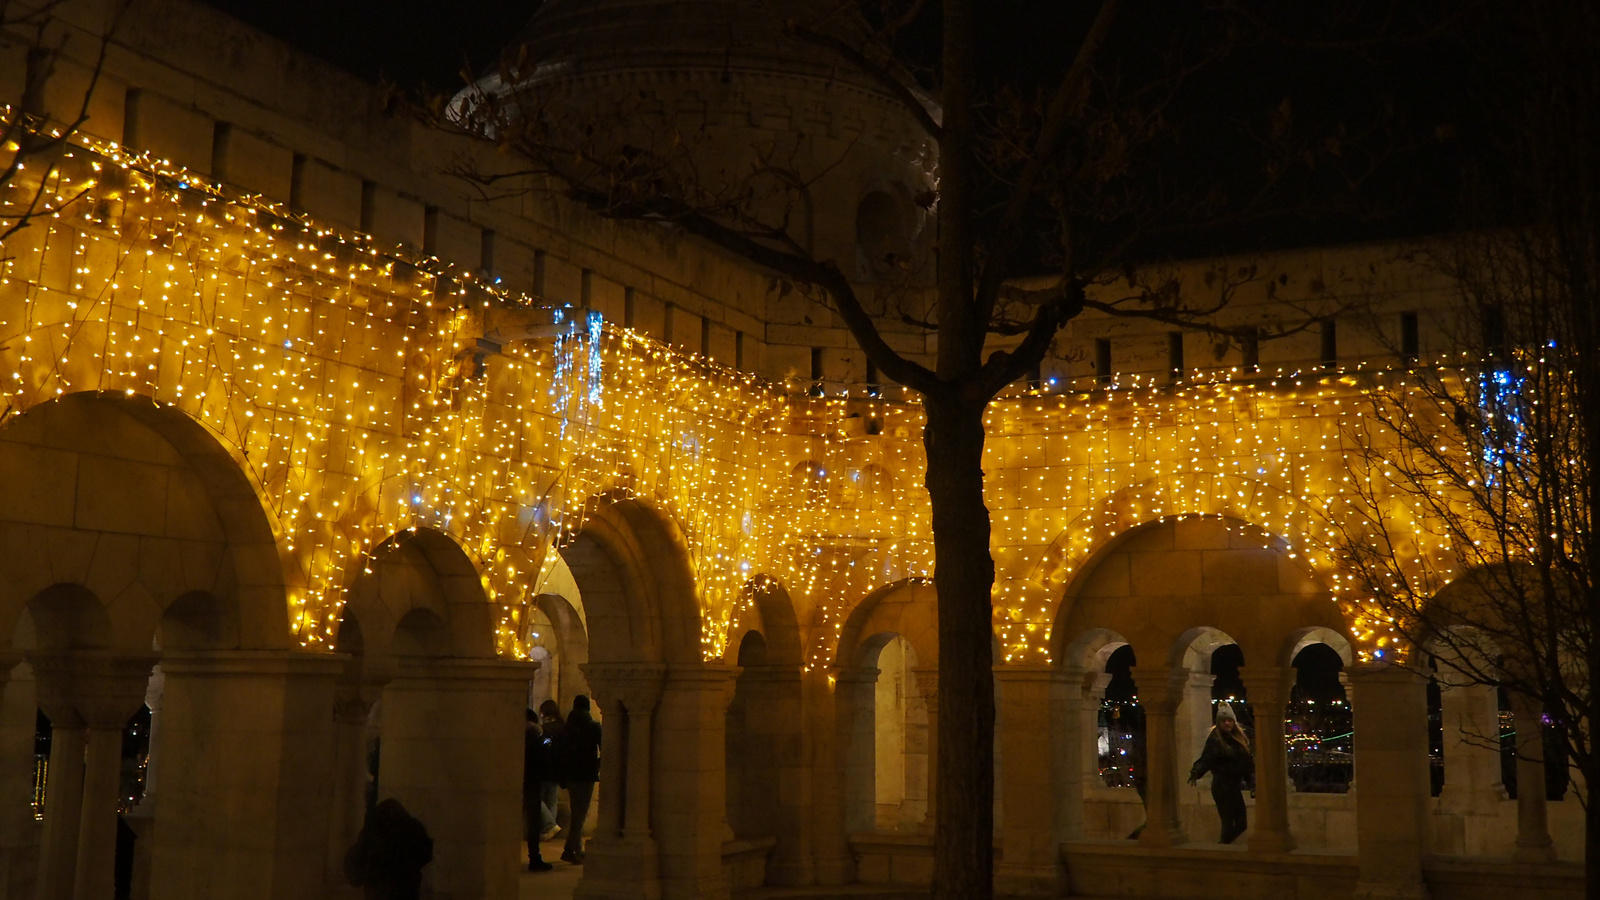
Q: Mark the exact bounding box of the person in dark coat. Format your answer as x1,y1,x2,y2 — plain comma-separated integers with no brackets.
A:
538,699,564,841
344,798,434,900
1187,703,1255,844
524,710,554,871
554,694,602,864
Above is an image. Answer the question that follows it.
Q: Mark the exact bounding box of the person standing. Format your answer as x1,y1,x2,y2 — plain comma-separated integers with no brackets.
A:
554,694,602,864
523,710,554,871
1187,703,1254,844
537,699,564,840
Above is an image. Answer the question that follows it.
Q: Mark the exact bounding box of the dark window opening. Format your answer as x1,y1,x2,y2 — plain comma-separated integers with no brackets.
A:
1400,311,1420,362
1094,338,1112,385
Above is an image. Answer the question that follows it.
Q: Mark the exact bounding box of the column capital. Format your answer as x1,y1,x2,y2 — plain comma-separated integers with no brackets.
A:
29,651,158,729
829,665,880,686
993,663,1055,685
583,662,666,713
1346,661,1428,687
1239,666,1296,706
1128,665,1187,713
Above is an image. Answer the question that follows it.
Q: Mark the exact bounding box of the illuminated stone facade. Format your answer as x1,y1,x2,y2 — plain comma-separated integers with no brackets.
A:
0,1,1583,899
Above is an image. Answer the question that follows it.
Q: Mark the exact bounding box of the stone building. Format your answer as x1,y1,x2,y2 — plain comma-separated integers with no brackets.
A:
0,0,1583,899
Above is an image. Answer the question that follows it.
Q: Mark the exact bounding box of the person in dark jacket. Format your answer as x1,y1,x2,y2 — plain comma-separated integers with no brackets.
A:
554,694,602,864
344,798,434,900
524,710,554,871
538,699,564,840
1187,703,1254,844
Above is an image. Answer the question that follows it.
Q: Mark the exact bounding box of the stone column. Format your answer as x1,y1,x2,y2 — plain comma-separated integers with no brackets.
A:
1181,670,1217,772
135,667,164,808
1348,663,1431,900
1083,672,1112,785
1054,666,1089,840
1241,667,1295,853
654,664,739,900
1437,679,1505,811
30,652,156,900
1508,692,1556,862
913,668,939,833
577,664,664,900
818,666,873,883
327,690,377,881
995,665,1059,896
36,710,86,900
378,656,534,900
737,665,812,885
1130,666,1186,848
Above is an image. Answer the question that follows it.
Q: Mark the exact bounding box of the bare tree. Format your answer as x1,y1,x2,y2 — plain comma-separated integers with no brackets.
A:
1317,2,1600,892
0,0,125,246
435,1,1418,895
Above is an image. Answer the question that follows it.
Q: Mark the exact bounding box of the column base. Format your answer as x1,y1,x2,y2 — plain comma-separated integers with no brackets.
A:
574,835,661,900
1353,882,1429,900
1247,829,1296,854
994,861,1060,897
1136,823,1186,849
1514,840,1557,863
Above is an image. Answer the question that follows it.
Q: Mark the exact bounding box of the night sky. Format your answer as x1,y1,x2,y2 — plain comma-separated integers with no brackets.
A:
195,0,1516,256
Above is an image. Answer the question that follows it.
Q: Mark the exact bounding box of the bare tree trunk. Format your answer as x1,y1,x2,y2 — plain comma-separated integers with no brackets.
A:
925,394,995,900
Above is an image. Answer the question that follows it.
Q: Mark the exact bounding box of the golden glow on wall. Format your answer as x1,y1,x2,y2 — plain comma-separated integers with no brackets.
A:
2,124,1455,667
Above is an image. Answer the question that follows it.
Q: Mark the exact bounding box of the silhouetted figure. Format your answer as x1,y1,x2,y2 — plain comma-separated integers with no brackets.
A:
554,694,602,864
344,798,434,900
1188,703,1254,844
524,710,553,871
537,700,564,840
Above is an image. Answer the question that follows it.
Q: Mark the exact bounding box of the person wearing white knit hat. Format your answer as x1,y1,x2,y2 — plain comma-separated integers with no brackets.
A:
1187,702,1254,843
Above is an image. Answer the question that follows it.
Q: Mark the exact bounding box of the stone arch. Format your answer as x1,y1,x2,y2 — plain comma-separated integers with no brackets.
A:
1050,515,1346,672
1282,626,1355,668
834,579,938,670
561,495,701,665
339,526,497,665
532,591,591,705
0,391,290,651
726,576,803,669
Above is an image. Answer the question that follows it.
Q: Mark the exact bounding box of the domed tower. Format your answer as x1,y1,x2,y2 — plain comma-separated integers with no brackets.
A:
460,0,940,290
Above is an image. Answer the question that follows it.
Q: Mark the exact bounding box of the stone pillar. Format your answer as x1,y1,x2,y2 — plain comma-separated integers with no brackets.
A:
149,651,347,900
1053,666,1089,840
136,667,164,808
814,666,868,884
1241,667,1295,853
1437,680,1505,811
379,657,533,900
1084,672,1112,785
832,667,878,836
736,665,812,885
913,668,939,833
995,666,1059,896
1508,692,1556,862
654,665,739,900
577,664,664,900
1181,671,1217,772
35,711,86,900
30,651,156,900
327,690,377,881
0,656,38,900
1349,663,1431,900
1130,666,1186,848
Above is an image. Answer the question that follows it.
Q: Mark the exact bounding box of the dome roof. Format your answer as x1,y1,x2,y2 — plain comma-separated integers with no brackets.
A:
504,0,921,105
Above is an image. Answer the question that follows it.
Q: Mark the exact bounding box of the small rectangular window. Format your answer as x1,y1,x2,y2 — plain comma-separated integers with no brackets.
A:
1400,311,1419,362
1320,318,1338,369
211,122,233,183
1242,328,1260,373
623,287,636,327
480,229,497,278
809,347,825,396
1094,338,1112,385
1167,332,1185,383
422,205,439,255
